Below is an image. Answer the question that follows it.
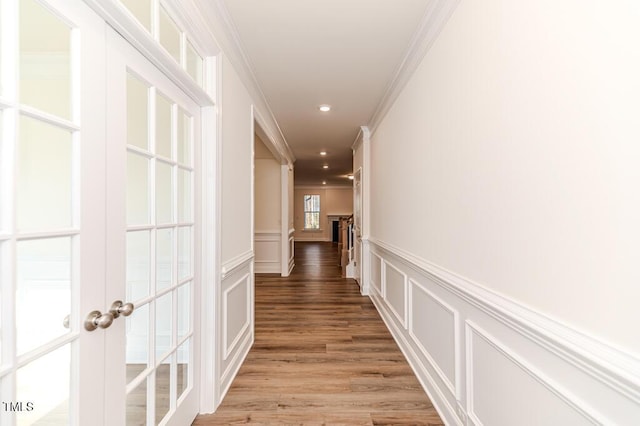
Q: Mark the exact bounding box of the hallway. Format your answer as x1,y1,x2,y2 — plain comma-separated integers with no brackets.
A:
193,242,443,425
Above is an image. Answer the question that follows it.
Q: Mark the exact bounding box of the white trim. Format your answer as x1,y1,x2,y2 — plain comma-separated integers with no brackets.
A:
195,0,294,165
382,260,408,329
219,331,252,395
83,0,214,106
280,165,290,276
365,238,640,424
369,288,461,426
254,231,281,239
222,273,251,360
369,251,383,298
254,231,281,273
365,0,461,135
465,321,604,425
409,278,459,397
369,238,640,401
220,250,254,280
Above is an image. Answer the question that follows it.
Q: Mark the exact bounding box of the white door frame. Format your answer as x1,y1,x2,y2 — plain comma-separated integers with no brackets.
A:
80,0,220,416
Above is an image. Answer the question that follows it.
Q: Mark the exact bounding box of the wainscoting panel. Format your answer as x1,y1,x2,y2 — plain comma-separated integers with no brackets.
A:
366,239,640,426
254,231,281,273
370,252,382,296
383,260,407,328
466,322,595,426
223,273,251,359
409,279,457,396
218,252,254,400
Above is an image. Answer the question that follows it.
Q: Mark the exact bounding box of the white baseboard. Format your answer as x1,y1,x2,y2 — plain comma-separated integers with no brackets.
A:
365,238,640,426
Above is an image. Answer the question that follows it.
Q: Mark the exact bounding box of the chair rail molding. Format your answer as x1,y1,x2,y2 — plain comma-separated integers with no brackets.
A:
363,237,640,425
220,250,254,280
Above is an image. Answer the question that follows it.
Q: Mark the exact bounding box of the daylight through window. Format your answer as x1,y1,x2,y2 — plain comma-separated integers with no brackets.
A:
304,194,320,230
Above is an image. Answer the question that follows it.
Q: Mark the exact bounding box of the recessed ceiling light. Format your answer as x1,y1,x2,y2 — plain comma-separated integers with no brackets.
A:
322,181,327,185
322,165,329,169
320,151,327,156
318,104,331,112
348,175,354,180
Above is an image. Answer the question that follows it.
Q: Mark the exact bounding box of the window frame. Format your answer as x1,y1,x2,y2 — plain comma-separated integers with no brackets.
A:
303,194,321,230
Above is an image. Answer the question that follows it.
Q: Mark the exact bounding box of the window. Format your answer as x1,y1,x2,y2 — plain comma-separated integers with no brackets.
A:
303,195,320,230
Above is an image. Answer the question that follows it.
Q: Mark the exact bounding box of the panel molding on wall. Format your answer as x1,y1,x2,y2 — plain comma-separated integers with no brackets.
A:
218,251,254,403
222,272,251,360
465,321,602,425
366,238,640,426
383,260,408,328
254,231,281,273
409,278,459,397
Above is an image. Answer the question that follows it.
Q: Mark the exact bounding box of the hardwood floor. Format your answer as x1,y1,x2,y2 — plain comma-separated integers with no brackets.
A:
193,242,443,425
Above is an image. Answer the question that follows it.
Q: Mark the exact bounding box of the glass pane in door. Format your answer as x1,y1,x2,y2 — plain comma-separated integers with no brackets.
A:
127,230,151,301
19,0,72,120
17,116,72,232
176,109,191,166
176,339,190,400
127,153,150,225
121,53,197,423
126,302,150,382
16,345,71,425
127,74,150,150
155,362,171,425
16,237,71,355
126,376,148,426
1,2,87,425
155,93,172,159
156,161,173,224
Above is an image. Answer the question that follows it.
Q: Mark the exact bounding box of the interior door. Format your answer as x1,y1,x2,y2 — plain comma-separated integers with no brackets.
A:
104,27,201,426
0,0,107,425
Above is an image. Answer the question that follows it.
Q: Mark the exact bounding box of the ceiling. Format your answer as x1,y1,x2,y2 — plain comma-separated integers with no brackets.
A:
222,0,432,186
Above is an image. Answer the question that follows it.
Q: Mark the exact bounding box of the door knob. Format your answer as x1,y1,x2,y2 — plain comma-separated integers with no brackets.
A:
84,310,114,331
110,300,134,319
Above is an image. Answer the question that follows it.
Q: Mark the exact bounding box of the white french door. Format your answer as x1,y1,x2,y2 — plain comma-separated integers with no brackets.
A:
0,0,107,425
104,27,201,426
0,1,201,425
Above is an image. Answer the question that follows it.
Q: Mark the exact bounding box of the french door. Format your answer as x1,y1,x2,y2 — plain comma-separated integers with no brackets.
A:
105,26,201,426
0,1,201,425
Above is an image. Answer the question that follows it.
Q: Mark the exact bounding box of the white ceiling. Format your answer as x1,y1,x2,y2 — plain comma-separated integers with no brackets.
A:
222,0,432,186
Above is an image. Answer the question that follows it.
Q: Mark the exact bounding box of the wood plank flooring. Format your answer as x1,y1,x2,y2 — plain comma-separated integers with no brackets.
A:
193,242,443,425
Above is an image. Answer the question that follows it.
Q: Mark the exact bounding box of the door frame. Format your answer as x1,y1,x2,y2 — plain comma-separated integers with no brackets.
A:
81,0,221,418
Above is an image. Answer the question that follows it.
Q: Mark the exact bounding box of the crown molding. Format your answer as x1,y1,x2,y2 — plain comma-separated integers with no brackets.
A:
351,125,371,152
366,0,461,137
195,0,295,165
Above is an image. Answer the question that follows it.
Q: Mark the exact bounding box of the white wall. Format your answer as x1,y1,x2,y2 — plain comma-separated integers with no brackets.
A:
366,0,640,424
254,135,280,232
254,134,281,273
220,56,253,265
217,54,254,402
294,186,353,242
372,0,640,357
